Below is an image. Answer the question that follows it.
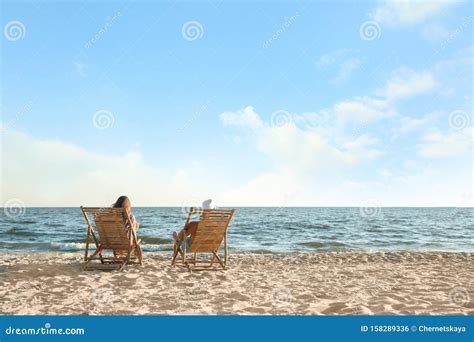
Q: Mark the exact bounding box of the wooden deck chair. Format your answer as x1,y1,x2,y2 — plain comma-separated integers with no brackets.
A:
171,208,235,270
81,206,143,271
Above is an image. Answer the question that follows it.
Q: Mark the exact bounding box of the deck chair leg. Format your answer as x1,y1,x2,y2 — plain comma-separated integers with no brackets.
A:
224,233,228,267
171,243,181,265
135,245,143,265
210,253,216,267
118,250,132,271
118,259,128,271
182,239,187,267
84,241,89,261
83,247,103,270
211,251,225,269
84,232,90,261
98,253,105,264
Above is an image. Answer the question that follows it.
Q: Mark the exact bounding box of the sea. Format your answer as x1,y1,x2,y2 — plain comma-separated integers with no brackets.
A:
0,207,473,254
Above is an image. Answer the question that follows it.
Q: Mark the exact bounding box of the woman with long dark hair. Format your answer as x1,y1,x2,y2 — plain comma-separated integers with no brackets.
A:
113,195,139,244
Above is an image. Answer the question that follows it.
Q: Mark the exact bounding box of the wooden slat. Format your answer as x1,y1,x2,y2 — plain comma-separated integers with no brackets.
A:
95,230,127,237
194,228,225,233
83,207,124,211
193,236,222,240
93,218,124,222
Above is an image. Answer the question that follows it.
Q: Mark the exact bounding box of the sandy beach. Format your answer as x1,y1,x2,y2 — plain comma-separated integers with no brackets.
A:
1,251,472,315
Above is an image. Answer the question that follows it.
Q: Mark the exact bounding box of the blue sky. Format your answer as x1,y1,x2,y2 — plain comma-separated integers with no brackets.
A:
1,0,473,207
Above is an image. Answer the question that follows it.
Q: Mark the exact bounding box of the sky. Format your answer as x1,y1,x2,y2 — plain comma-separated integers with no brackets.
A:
1,0,473,207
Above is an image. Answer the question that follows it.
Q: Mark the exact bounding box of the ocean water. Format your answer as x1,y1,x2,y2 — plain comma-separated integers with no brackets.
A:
0,207,473,254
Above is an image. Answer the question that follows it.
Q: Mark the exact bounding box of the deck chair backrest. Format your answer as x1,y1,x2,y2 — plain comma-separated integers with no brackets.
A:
83,208,131,250
188,208,234,253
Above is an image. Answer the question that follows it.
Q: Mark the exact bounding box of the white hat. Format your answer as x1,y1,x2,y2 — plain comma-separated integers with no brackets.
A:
202,199,214,209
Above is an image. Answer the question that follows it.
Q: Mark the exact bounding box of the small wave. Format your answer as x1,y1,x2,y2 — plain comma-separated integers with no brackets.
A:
300,223,331,230
328,219,350,224
388,219,408,224
45,223,65,227
246,248,275,254
62,238,85,243
140,236,172,245
0,241,54,251
261,242,274,246
141,244,173,252
299,241,347,249
4,220,37,225
51,242,85,251
159,215,178,219
5,228,38,237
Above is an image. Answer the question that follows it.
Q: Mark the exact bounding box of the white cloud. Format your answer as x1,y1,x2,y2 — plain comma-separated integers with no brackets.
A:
315,49,361,85
220,106,263,130
371,0,461,26
219,107,383,177
397,111,440,134
399,116,432,133
217,172,301,206
418,127,473,157
0,128,202,206
327,68,436,126
434,46,473,99
73,61,87,77
219,107,472,205
334,96,391,124
421,23,452,44
315,49,351,67
331,58,361,85
376,67,437,101
343,134,384,163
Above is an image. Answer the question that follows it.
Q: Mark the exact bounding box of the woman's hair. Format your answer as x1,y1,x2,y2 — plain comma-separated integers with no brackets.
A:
113,195,131,210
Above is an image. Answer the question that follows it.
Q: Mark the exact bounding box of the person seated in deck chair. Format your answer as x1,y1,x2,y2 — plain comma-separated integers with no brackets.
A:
172,199,214,243
113,195,139,245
